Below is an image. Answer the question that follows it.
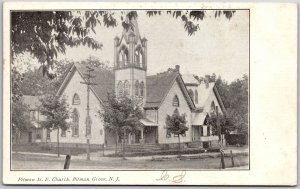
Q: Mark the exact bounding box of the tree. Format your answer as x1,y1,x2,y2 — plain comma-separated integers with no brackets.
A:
39,94,70,157
11,99,33,144
165,110,188,157
99,93,143,158
11,10,235,77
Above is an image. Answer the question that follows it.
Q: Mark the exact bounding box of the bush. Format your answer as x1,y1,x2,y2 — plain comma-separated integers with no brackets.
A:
225,134,247,146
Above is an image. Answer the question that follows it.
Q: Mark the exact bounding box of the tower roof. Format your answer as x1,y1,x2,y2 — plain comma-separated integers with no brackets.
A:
122,15,140,43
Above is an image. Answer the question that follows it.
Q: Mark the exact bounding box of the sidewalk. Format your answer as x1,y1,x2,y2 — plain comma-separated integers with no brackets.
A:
12,147,248,162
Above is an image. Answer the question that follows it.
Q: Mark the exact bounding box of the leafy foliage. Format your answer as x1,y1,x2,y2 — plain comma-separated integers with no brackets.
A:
12,99,33,133
198,73,248,135
165,110,188,136
206,112,235,136
11,10,235,78
39,94,70,131
99,93,143,143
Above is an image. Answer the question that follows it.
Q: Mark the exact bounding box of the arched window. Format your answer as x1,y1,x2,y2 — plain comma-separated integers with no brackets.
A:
117,81,123,96
135,80,139,96
211,101,215,112
73,93,80,105
172,95,179,107
124,80,130,96
118,46,129,67
134,46,144,67
72,109,79,136
195,90,198,104
139,81,144,97
188,89,194,103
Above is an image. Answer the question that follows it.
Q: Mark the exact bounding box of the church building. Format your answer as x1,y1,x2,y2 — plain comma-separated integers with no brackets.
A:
53,17,226,148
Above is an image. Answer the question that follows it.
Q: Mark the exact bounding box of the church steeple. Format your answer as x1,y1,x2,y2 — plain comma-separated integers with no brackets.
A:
114,15,147,104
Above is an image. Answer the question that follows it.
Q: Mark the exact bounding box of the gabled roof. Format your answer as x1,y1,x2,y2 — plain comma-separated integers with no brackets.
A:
197,82,226,113
145,70,195,110
181,74,199,86
57,63,114,103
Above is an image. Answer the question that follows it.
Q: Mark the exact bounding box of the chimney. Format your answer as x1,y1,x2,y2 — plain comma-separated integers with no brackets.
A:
175,65,180,72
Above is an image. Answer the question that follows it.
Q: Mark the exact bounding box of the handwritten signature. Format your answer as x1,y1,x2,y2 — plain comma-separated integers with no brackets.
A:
156,170,186,183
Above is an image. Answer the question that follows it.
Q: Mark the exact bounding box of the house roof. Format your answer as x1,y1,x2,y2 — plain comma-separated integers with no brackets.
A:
145,70,178,108
22,95,41,110
57,63,114,103
197,82,216,107
181,74,199,86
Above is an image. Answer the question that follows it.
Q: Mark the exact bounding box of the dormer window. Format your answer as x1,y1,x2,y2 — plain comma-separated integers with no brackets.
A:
172,95,179,107
73,93,80,105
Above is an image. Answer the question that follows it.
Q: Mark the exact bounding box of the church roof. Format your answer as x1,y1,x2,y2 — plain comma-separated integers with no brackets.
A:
57,63,114,103
145,70,178,108
181,74,199,86
145,69,196,110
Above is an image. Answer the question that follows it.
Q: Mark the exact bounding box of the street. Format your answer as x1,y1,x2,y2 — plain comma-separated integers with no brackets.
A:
12,153,249,170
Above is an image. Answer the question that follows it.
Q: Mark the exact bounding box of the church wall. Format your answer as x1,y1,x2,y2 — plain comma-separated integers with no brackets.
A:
50,69,105,145
157,80,193,144
144,109,157,123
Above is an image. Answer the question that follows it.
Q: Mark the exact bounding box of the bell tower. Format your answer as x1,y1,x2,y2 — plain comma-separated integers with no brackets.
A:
114,16,147,104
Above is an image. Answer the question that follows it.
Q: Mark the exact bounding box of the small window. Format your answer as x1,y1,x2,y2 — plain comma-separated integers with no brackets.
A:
124,80,130,96
73,93,80,105
140,82,145,97
172,95,179,107
188,89,194,103
211,101,215,112
135,81,139,96
207,126,211,136
61,129,66,137
195,90,198,104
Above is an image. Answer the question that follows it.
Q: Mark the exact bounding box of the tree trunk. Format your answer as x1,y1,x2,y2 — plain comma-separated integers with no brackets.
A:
115,130,119,154
178,135,181,157
122,128,126,160
57,127,60,157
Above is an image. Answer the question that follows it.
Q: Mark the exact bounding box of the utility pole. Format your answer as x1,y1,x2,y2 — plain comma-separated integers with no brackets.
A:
217,106,225,169
80,66,97,161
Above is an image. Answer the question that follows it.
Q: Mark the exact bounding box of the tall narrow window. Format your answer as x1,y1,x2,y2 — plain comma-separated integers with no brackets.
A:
134,46,144,67
46,129,51,139
211,101,215,112
139,81,144,97
135,80,139,96
124,80,130,96
73,93,80,105
188,89,194,103
72,109,79,136
172,95,179,107
118,46,129,67
117,81,123,96
195,90,198,104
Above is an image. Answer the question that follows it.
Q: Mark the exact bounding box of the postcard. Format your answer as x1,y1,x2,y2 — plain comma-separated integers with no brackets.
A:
2,2,297,185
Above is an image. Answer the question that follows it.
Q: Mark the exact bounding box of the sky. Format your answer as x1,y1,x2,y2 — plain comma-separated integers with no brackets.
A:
16,10,249,83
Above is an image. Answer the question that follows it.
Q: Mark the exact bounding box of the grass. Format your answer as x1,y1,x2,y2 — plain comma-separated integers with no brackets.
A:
12,143,100,155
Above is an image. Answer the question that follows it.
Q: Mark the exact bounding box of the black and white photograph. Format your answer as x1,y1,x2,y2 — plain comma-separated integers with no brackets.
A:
10,9,249,171
3,2,297,186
